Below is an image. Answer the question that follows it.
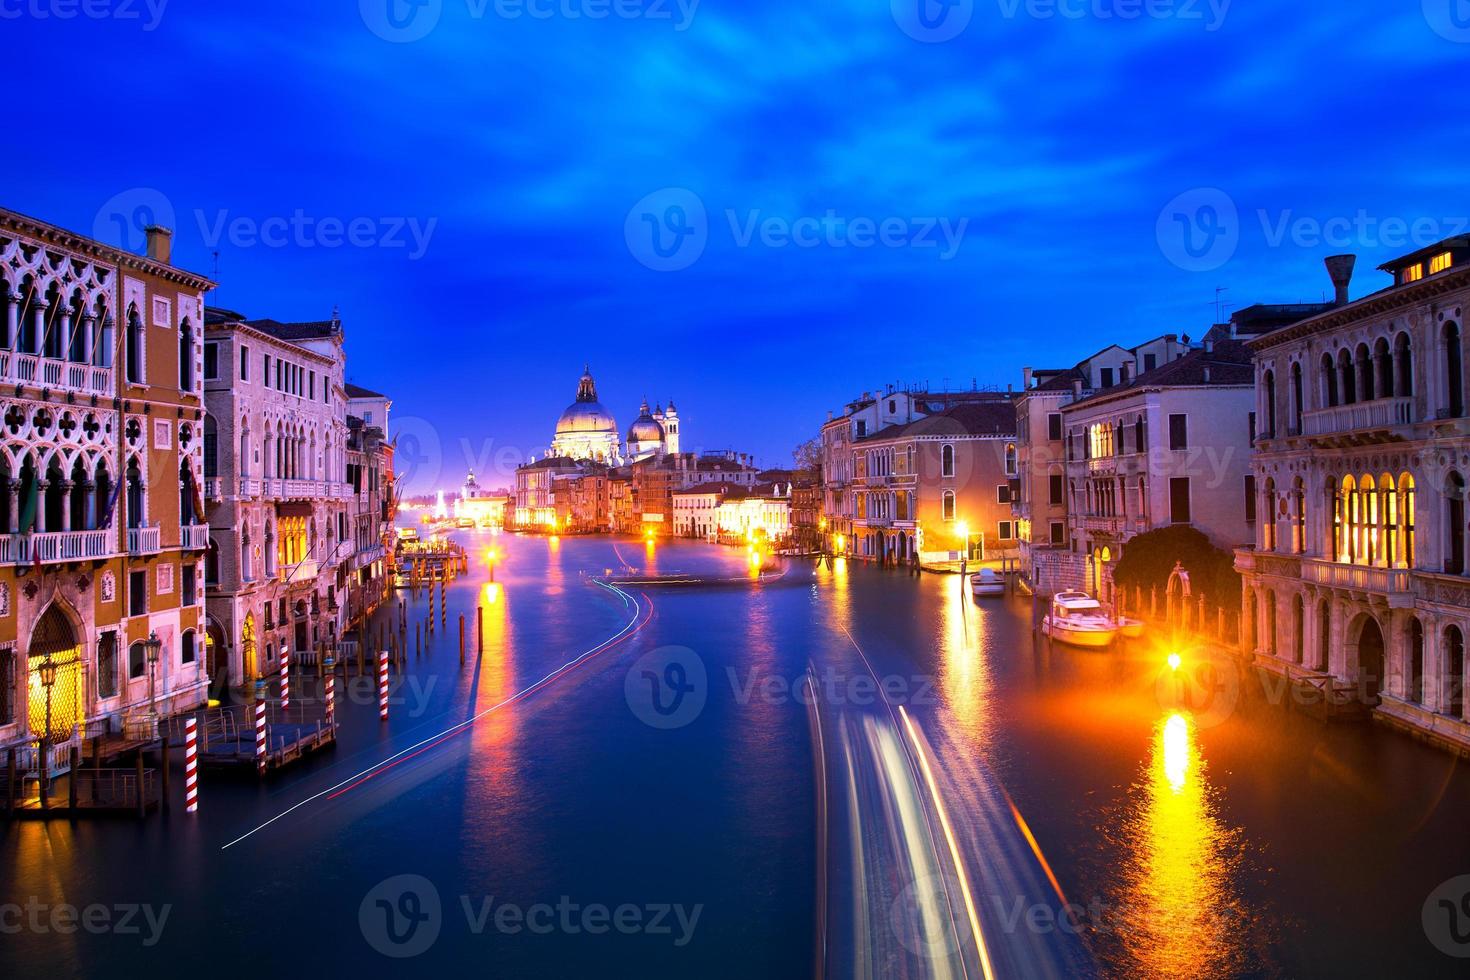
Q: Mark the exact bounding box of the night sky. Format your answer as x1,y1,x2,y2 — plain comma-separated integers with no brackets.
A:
7,2,1466,494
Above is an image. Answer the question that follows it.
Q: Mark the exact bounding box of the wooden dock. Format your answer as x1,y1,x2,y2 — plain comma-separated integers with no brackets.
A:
185,700,337,774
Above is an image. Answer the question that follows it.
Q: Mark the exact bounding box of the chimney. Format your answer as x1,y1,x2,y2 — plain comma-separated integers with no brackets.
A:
1325,254,1356,306
1071,379,1083,399
1203,365,1212,383
145,225,173,264
1204,338,1214,353
1023,367,1034,389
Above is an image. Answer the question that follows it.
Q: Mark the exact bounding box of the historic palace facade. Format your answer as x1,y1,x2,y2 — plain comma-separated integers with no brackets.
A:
1239,245,1470,751
0,208,213,770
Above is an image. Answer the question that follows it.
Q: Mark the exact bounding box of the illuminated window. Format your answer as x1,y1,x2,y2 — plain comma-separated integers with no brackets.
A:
1430,252,1453,275
1402,263,1424,284
941,490,956,521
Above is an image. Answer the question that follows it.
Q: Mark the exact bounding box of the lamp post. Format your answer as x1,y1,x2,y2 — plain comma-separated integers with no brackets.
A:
144,630,162,735
37,654,57,810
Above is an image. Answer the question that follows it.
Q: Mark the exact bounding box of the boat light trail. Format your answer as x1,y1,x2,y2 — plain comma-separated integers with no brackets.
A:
221,582,650,851
900,705,996,980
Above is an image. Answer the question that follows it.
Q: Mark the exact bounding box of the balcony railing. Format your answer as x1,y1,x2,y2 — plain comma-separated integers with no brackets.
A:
0,350,112,396
180,524,211,551
1302,396,1416,440
1302,558,1412,598
203,478,221,499
127,525,161,556
255,478,349,501
0,528,117,565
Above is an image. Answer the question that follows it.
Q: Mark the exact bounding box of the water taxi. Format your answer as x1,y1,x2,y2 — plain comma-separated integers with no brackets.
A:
1042,591,1119,648
970,568,1005,598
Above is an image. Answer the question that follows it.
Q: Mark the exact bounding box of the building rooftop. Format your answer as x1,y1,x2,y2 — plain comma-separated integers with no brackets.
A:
345,382,386,399
246,317,341,341
1065,338,1254,409
857,401,1018,443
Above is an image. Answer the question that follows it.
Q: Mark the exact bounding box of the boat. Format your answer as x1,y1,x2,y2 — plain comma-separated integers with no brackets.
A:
970,568,1005,598
1116,616,1145,639
1041,591,1119,648
456,517,475,529
398,527,419,541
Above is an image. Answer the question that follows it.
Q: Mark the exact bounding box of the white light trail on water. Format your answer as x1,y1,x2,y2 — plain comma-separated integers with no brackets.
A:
220,582,646,851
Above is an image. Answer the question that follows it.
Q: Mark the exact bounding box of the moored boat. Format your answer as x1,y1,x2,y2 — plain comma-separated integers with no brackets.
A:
970,568,1005,598
1042,591,1119,648
1116,616,1145,639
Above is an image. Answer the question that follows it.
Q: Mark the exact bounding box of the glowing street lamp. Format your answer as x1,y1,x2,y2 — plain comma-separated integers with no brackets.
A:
144,630,163,724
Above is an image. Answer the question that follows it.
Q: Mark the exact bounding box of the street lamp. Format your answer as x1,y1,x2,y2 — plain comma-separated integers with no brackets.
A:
37,654,56,810
144,630,163,731
486,548,499,582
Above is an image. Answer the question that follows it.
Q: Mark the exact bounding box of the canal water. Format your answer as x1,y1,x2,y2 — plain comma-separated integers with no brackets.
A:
3,531,1469,978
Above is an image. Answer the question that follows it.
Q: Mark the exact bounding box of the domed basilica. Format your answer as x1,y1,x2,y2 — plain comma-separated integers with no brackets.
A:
549,366,679,464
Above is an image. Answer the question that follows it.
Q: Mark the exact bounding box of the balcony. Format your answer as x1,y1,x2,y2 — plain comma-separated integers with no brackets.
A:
1301,396,1416,446
127,525,161,556
203,478,221,500
180,524,211,551
1302,557,1413,604
280,557,320,585
0,529,116,565
258,479,349,501
0,350,112,397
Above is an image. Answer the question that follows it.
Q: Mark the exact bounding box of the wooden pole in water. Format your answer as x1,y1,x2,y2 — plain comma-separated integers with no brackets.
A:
416,621,421,656
184,717,199,813
135,751,146,819
159,735,170,810
459,615,464,667
68,746,79,810
4,748,13,814
477,605,483,656
440,579,446,628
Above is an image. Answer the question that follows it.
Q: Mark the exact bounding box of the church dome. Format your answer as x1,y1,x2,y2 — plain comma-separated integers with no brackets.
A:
555,366,617,436
627,400,664,444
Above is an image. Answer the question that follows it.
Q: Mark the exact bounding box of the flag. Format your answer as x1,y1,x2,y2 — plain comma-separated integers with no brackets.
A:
97,478,124,531
17,475,38,535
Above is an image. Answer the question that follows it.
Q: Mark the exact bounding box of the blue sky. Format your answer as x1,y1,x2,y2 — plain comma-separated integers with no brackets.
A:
6,1,1467,493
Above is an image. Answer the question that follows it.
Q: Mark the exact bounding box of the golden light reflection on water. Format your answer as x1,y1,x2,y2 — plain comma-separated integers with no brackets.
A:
1110,710,1246,979
937,574,989,741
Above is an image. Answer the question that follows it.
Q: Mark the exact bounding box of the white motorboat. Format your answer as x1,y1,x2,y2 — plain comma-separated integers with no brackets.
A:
970,568,1005,598
1116,616,1145,639
1042,591,1120,648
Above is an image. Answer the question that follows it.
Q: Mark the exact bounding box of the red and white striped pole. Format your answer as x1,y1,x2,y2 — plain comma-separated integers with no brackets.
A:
377,649,389,720
254,697,267,773
325,668,336,727
279,648,291,710
184,716,199,813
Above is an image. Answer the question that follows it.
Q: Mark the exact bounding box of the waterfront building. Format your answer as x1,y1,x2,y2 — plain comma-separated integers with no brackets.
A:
848,399,1019,564
790,478,821,551
202,308,352,688
672,482,734,539
818,387,1014,558
1238,246,1470,752
452,470,510,527
0,209,213,765
1058,337,1261,601
1011,334,1194,589
514,456,582,528
344,387,394,624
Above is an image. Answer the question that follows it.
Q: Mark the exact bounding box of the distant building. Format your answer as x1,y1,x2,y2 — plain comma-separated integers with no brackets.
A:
547,365,680,464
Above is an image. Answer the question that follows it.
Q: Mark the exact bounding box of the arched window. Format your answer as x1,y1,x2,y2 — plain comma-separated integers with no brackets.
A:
1262,477,1277,550
1408,617,1424,704
179,319,194,391
1292,477,1306,554
1360,474,1379,566
1318,601,1332,672
128,641,147,680
204,416,218,478
125,457,144,529
1340,475,1357,563
941,444,954,478
941,489,956,522
180,629,196,665
1445,322,1464,418
1380,472,1397,567
1004,443,1017,476
1446,471,1466,575
1290,362,1304,433
1356,343,1374,401
125,305,144,384
206,537,219,584
1399,472,1417,568
1339,349,1356,405
1262,370,1277,438
1292,594,1304,663
1374,338,1392,399
1445,625,1465,719
1394,332,1413,398
1321,352,1338,407
1264,591,1277,655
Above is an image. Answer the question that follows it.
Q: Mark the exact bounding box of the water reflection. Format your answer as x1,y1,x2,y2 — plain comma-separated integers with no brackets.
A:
1111,710,1245,979
938,576,989,742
